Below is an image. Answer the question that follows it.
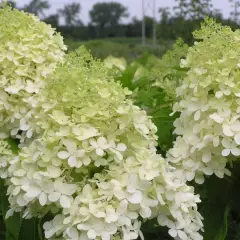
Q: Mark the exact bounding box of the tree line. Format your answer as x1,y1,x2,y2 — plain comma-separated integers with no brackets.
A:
7,0,240,44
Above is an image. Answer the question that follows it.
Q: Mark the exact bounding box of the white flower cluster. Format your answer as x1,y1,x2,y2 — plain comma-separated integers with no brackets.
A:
167,19,240,183
6,48,203,240
0,5,66,143
0,6,203,240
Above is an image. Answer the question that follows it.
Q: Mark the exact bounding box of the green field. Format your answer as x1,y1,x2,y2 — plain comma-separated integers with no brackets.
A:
65,37,172,61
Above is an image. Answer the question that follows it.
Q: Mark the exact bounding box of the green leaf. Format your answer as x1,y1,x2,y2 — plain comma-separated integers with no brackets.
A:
132,76,149,89
201,203,230,240
6,138,19,154
134,52,150,66
216,205,231,240
196,175,233,240
141,219,171,240
116,65,137,90
151,107,178,152
19,218,39,240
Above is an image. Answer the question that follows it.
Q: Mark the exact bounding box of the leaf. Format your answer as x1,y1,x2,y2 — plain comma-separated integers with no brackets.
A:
135,52,150,66
6,138,19,154
19,218,40,240
135,86,167,109
201,203,230,240
132,76,149,89
151,107,178,152
215,205,231,240
116,65,137,90
196,175,233,240
141,218,171,240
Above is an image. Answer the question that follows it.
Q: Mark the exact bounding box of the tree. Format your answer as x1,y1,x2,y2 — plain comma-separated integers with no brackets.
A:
6,0,17,8
89,2,128,36
189,0,213,19
173,0,189,18
129,16,154,38
44,14,59,28
174,0,213,19
158,7,172,39
159,7,171,21
24,0,50,18
58,3,82,26
229,0,240,23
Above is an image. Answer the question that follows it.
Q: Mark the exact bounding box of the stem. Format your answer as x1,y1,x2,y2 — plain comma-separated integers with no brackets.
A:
38,218,43,240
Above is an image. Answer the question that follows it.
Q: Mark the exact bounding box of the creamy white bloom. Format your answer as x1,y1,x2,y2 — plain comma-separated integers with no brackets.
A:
167,19,238,183
0,6,66,143
4,48,203,240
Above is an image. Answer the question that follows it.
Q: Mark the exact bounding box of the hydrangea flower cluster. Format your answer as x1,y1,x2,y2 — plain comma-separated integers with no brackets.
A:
167,19,240,183
0,5,66,143
0,5,203,240
104,56,127,72
6,48,203,240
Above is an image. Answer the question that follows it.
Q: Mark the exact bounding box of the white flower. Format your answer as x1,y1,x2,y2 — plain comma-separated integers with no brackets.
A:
58,139,88,168
90,137,110,156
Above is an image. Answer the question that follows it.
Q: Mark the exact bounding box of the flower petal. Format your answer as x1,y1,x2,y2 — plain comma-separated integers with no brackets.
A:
38,192,47,206
68,155,77,167
60,195,71,208
57,151,70,159
128,190,143,204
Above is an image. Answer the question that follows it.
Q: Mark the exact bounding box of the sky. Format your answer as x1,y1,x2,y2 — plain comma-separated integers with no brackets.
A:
17,0,232,24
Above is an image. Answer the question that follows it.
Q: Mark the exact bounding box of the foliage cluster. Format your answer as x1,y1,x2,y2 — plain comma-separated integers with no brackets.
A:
65,38,169,61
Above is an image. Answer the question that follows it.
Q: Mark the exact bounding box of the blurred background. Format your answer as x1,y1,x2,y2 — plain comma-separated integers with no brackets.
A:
6,0,240,60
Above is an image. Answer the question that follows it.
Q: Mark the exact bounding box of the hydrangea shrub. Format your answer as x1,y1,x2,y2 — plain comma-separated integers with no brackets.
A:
6,48,203,240
0,5,203,240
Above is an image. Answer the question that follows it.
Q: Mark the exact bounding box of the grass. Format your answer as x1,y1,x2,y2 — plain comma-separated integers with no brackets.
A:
65,37,173,61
